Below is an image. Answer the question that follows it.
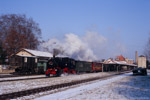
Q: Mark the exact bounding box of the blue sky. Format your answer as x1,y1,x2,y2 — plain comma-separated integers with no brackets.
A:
0,0,150,60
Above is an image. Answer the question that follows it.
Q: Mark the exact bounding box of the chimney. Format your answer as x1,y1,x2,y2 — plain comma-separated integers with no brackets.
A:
135,51,138,64
53,49,56,58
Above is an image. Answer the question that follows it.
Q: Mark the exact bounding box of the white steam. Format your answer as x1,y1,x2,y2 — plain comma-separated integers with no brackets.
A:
40,31,127,61
40,32,107,61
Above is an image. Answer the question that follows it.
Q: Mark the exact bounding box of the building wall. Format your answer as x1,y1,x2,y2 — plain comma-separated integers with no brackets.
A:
16,51,32,57
0,65,2,72
128,60,134,64
138,56,146,68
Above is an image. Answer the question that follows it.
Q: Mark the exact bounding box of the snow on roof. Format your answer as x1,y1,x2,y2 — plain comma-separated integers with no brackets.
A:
104,59,137,66
24,49,53,57
56,54,69,58
139,55,145,57
114,61,127,64
108,61,115,64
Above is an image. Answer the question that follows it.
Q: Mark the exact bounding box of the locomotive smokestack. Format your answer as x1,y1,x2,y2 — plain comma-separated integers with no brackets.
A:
135,51,138,64
53,54,55,58
53,49,56,58
53,48,61,58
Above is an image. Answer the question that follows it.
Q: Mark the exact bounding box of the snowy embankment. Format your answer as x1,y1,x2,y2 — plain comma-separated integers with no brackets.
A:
35,70,150,100
0,72,117,95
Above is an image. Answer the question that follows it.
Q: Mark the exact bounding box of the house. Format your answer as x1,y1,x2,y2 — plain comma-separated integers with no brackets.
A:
9,48,53,74
15,48,53,58
138,55,146,68
115,55,125,61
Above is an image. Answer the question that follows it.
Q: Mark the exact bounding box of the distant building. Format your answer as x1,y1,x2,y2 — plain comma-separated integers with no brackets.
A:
138,55,146,68
128,59,134,64
125,58,134,64
115,55,125,61
104,57,136,72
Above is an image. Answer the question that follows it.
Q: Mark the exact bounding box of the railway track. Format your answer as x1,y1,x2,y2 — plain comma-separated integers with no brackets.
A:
0,71,130,83
0,71,131,100
0,75,19,78
0,74,44,78
0,76,50,82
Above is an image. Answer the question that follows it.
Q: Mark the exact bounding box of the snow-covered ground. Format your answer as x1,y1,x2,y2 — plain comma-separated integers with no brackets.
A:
34,70,150,100
1,71,149,100
0,72,116,95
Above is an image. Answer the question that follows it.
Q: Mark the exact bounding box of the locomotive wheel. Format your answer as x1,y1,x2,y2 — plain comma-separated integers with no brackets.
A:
56,69,62,77
46,73,50,77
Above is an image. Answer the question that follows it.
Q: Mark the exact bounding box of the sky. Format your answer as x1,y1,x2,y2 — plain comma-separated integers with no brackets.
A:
0,0,150,60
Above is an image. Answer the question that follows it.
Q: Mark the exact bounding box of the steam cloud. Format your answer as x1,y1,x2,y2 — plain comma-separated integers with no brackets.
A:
40,31,127,61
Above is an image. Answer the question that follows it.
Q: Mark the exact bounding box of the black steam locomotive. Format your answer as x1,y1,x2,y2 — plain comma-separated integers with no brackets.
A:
45,57,103,77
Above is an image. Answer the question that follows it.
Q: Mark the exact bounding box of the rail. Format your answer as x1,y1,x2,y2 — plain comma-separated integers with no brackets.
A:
0,71,131,100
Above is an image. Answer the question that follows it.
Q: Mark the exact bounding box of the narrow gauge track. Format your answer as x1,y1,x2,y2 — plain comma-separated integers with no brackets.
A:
0,71,131,100
0,75,19,78
0,71,129,83
0,76,50,82
0,74,44,78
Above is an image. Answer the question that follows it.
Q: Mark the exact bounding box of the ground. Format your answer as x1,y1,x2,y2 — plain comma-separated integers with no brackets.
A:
1,71,150,100
0,72,113,95
35,71,150,100
64,75,150,100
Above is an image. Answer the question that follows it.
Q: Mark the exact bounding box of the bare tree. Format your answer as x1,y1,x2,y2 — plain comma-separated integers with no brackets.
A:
0,42,7,64
144,34,150,60
0,14,41,56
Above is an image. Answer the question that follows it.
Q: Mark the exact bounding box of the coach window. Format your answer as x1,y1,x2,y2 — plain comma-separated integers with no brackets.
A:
24,57,27,63
35,58,38,63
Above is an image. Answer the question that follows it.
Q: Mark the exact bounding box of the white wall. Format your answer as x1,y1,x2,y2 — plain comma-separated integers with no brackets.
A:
138,57,146,68
0,65,2,72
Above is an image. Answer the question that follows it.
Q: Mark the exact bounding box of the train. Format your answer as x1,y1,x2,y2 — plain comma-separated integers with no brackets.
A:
45,57,103,77
13,56,135,76
11,49,136,75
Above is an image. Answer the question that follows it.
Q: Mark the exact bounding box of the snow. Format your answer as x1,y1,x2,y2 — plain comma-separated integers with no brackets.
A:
35,73,131,100
1,70,150,100
35,70,150,100
24,49,53,57
0,72,115,95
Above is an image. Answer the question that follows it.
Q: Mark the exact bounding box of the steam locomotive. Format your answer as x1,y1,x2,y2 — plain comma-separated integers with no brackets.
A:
45,57,103,77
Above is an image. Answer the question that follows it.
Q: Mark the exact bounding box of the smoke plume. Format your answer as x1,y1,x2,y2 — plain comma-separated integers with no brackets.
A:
40,31,127,61
40,32,107,61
